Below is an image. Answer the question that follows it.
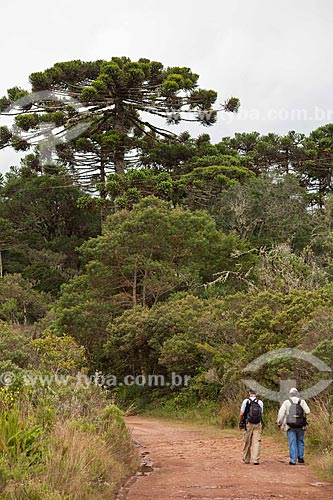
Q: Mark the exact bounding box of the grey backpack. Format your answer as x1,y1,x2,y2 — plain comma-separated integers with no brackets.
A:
286,398,307,428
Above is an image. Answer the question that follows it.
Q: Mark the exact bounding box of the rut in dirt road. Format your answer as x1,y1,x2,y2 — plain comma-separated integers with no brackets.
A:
121,416,333,500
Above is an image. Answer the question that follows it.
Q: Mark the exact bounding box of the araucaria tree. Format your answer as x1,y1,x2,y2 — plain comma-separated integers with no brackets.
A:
0,58,239,193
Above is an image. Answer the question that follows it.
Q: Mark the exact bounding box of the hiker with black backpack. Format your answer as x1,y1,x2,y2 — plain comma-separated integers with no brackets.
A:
239,388,264,465
277,387,310,465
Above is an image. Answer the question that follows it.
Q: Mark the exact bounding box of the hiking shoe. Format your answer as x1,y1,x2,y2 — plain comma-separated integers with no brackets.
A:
253,462,260,465
289,461,296,465
298,458,305,464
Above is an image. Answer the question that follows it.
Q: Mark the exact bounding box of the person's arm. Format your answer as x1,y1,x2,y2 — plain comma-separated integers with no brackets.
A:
277,401,287,427
301,400,310,415
259,400,264,414
239,399,248,429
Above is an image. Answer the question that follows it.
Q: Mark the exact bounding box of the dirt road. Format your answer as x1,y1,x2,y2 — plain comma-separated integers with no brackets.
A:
122,416,333,500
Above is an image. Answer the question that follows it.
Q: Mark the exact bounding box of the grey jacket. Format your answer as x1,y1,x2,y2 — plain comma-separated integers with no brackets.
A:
277,396,310,431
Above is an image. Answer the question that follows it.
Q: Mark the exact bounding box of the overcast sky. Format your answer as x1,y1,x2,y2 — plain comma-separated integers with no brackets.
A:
1,0,333,174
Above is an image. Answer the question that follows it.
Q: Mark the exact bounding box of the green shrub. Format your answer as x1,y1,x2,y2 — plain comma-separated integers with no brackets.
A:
0,407,44,478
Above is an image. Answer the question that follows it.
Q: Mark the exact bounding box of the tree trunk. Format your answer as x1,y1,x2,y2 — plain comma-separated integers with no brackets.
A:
285,150,289,174
114,148,126,176
23,303,27,325
133,266,137,307
100,156,107,224
142,267,148,307
100,156,106,197
113,101,126,176
0,249,2,278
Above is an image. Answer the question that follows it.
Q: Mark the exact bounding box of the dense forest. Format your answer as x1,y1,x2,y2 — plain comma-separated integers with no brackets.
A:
0,58,333,497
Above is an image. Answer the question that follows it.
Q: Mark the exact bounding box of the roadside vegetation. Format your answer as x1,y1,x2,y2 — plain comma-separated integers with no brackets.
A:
0,320,138,499
0,58,333,488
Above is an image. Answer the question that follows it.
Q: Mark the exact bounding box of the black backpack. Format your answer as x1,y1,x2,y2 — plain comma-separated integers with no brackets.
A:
246,398,262,424
286,398,307,428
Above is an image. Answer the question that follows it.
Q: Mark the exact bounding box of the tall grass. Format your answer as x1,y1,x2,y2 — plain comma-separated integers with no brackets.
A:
42,423,134,500
307,398,333,481
0,399,139,500
0,406,44,490
143,396,222,427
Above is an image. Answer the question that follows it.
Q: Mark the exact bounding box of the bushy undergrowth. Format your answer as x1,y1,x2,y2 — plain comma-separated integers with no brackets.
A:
306,397,333,480
0,321,138,500
0,390,138,500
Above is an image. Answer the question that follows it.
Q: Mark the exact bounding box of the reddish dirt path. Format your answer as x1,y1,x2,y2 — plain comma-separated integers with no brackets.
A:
124,416,333,500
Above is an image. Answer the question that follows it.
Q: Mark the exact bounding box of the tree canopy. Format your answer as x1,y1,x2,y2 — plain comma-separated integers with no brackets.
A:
0,58,239,195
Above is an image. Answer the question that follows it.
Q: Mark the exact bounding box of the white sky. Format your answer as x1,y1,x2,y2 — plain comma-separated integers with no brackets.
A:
1,0,333,174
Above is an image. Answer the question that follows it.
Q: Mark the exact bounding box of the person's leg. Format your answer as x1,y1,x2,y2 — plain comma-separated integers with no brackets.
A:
252,424,262,464
243,424,253,463
296,429,305,462
287,429,297,464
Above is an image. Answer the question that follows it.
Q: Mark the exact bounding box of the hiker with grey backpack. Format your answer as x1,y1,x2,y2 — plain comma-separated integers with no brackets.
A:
239,389,264,465
277,387,310,465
